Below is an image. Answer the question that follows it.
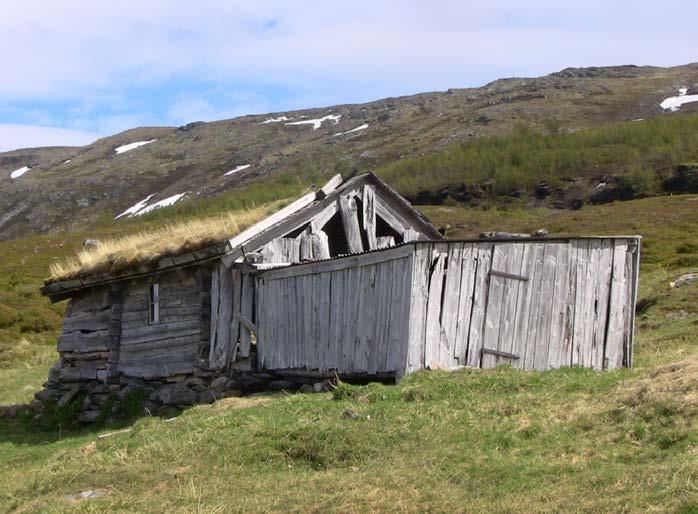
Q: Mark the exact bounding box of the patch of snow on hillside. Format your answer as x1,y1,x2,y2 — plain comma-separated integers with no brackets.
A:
660,87,698,112
10,166,31,179
224,164,251,176
261,116,290,124
114,139,157,154
334,123,369,136
115,194,155,219
285,114,342,130
64,159,72,164
134,192,188,216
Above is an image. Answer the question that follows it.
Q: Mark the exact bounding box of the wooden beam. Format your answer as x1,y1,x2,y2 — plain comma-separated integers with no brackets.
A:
362,185,377,250
317,173,344,199
339,194,363,254
489,269,529,282
227,173,343,251
234,312,257,336
481,347,520,360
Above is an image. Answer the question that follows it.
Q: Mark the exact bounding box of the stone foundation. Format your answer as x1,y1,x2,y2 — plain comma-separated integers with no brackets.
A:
2,364,336,424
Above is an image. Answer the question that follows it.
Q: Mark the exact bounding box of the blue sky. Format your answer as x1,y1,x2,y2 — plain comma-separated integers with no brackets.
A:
1,0,697,152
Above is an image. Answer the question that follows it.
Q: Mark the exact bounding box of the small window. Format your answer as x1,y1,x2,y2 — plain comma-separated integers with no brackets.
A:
149,284,160,324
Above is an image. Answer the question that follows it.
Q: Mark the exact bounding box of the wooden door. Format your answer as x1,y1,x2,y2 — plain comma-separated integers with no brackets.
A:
479,242,576,370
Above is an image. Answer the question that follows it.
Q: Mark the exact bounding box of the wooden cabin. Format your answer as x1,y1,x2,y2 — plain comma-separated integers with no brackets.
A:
40,172,640,412
41,173,443,384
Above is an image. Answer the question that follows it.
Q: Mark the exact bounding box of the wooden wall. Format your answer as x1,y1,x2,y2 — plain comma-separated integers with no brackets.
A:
117,269,207,379
406,238,640,373
255,245,414,375
254,238,640,378
57,288,120,382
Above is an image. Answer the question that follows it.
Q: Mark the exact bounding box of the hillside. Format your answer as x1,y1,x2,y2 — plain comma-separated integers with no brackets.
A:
2,63,698,239
0,194,696,512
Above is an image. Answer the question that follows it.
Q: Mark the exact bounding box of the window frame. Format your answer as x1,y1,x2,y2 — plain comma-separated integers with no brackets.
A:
148,283,160,324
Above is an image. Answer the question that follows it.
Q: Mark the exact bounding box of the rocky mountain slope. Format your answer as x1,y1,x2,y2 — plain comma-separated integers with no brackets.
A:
2,63,698,239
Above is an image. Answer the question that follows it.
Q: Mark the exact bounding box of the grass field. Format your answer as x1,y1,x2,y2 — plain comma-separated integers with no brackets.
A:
0,194,696,512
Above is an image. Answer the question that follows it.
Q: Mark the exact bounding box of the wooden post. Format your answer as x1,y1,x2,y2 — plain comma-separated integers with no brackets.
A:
363,185,377,250
339,194,363,254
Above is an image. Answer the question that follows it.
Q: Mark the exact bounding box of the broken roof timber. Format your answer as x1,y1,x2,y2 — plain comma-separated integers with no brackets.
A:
222,172,443,266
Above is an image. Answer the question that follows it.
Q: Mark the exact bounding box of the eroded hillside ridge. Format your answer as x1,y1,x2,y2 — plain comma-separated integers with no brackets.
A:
2,63,698,239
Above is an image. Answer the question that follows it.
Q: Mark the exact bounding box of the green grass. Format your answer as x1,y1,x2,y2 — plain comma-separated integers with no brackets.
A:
0,193,696,512
377,112,698,197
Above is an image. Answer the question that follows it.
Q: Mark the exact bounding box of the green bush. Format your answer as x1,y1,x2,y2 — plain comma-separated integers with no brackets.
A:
377,112,698,199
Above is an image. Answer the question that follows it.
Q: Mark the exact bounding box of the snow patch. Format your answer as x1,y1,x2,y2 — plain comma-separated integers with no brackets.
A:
135,193,188,216
10,166,31,179
63,159,72,164
115,192,188,219
224,164,251,176
660,87,698,112
334,123,369,136
114,139,157,154
261,116,290,124
285,114,342,130
115,194,155,219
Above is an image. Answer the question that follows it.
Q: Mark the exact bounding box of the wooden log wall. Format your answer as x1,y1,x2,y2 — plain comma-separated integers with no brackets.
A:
117,269,206,379
57,288,117,382
255,245,414,374
406,238,640,373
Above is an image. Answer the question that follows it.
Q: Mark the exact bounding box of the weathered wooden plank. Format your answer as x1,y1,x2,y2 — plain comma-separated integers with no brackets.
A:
339,193,364,254
403,229,422,242
226,174,342,251
626,238,641,367
362,185,377,250
376,236,395,249
121,319,200,339
57,331,111,353
394,253,415,378
310,230,331,260
605,240,629,369
453,244,477,364
495,243,526,367
508,243,536,369
572,240,592,366
262,244,414,280
588,240,613,369
544,242,571,369
423,247,446,368
480,244,507,368
298,228,314,262
117,362,194,379
310,201,339,233
238,273,255,358
438,244,462,368
532,243,560,371
62,309,111,332
521,243,546,370
465,243,492,368
121,327,201,347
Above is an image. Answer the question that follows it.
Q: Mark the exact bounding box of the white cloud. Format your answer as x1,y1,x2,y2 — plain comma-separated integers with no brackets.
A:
0,124,101,152
1,1,697,150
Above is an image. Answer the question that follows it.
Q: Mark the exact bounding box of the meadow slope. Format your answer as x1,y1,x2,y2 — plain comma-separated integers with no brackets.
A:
0,194,696,513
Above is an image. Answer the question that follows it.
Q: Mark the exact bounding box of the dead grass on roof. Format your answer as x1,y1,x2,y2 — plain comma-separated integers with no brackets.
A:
47,204,279,283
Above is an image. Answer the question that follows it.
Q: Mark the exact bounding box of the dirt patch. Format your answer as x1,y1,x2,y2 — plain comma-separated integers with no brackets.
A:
618,355,698,408
211,396,273,411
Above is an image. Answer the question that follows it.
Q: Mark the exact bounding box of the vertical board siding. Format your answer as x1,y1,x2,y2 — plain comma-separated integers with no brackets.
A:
256,249,413,374
406,238,638,374
254,237,638,378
